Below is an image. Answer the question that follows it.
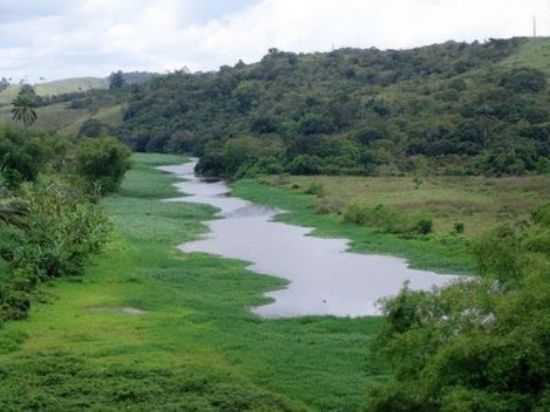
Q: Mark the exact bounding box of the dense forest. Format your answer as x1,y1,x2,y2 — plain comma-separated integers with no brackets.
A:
104,37,550,177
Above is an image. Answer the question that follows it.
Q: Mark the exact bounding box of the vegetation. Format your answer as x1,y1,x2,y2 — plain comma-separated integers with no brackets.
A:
232,179,474,274
0,77,108,106
11,90,38,128
0,125,131,322
366,206,550,411
0,154,384,411
117,38,550,178
258,174,550,237
75,137,132,194
1,35,550,411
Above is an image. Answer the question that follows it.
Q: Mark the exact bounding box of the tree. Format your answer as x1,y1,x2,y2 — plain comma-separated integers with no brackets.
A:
0,77,10,93
367,205,550,412
76,137,131,194
109,71,126,90
0,127,45,189
500,68,547,94
78,119,107,138
11,95,37,128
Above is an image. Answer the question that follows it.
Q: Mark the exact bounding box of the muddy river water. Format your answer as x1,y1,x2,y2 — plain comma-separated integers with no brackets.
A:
159,161,459,318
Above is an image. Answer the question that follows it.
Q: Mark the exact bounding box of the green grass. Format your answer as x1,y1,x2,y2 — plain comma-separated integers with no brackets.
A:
0,77,107,105
232,178,477,274
60,104,125,136
0,153,384,411
500,37,550,75
259,175,550,237
0,102,124,135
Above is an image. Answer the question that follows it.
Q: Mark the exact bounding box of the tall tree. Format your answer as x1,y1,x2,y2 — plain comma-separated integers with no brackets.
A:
11,95,37,128
109,71,126,90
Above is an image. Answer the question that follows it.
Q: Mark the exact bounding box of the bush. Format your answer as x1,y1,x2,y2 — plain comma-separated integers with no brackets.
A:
314,197,345,215
0,127,47,189
288,155,322,175
472,225,523,284
500,67,547,94
76,137,132,194
368,212,550,412
0,180,112,320
344,202,433,236
532,203,550,227
304,182,325,197
78,119,109,138
415,218,433,235
454,222,465,234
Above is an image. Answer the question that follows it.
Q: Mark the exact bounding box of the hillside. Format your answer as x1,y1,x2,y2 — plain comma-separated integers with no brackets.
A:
117,37,550,177
0,77,108,105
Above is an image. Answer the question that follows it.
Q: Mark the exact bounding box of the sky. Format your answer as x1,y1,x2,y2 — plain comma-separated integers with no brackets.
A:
1,0,550,82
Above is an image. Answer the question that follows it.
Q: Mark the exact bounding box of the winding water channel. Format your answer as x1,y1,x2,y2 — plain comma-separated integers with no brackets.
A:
159,161,460,318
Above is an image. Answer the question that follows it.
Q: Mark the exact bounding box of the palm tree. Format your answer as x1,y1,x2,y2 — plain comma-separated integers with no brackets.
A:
11,95,37,128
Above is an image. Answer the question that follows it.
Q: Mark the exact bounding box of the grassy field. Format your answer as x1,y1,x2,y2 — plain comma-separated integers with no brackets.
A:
0,77,107,105
229,173,550,276
0,102,124,134
255,175,550,237
0,153,384,411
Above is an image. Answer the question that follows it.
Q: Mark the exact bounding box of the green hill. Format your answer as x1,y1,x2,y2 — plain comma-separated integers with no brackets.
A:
0,77,108,105
117,37,550,177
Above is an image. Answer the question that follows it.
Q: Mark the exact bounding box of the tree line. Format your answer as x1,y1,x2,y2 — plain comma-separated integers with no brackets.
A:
109,37,550,177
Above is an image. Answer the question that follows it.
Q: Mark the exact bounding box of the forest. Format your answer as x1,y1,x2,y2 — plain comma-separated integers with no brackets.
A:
106,38,550,178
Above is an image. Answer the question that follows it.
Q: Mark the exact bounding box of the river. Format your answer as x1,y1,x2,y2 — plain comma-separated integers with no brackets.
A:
159,161,459,318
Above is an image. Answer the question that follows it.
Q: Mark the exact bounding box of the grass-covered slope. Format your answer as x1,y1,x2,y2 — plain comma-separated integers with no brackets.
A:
0,102,124,134
0,153,384,411
0,77,108,105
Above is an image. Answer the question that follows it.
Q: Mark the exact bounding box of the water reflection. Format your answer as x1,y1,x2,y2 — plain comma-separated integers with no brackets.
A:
159,161,459,318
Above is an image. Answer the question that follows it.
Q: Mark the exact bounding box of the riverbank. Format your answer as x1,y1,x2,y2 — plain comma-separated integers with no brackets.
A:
0,153,384,411
232,179,476,274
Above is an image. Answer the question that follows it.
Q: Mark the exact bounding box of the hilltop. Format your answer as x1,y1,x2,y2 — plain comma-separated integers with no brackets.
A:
117,37,550,177
0,72,156,134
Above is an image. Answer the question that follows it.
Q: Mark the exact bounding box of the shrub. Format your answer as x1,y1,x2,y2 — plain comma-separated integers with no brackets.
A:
343,203,404,233
0,127,47,189
0,180,112,320
78,118,109,138
368,212,550,412
314,197,345,215
500,67,547,94
304,182,325,197
472,225,523,283
344,202,433,236
532,203,550,227
454,222,465,234
76,137,132,194
288,155,322,175
415,218,433,235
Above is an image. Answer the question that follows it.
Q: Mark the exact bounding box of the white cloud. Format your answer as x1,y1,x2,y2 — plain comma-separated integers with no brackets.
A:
1,0,549,82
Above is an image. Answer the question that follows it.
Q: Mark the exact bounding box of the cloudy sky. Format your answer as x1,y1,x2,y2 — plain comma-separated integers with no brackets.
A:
2,0,549,82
